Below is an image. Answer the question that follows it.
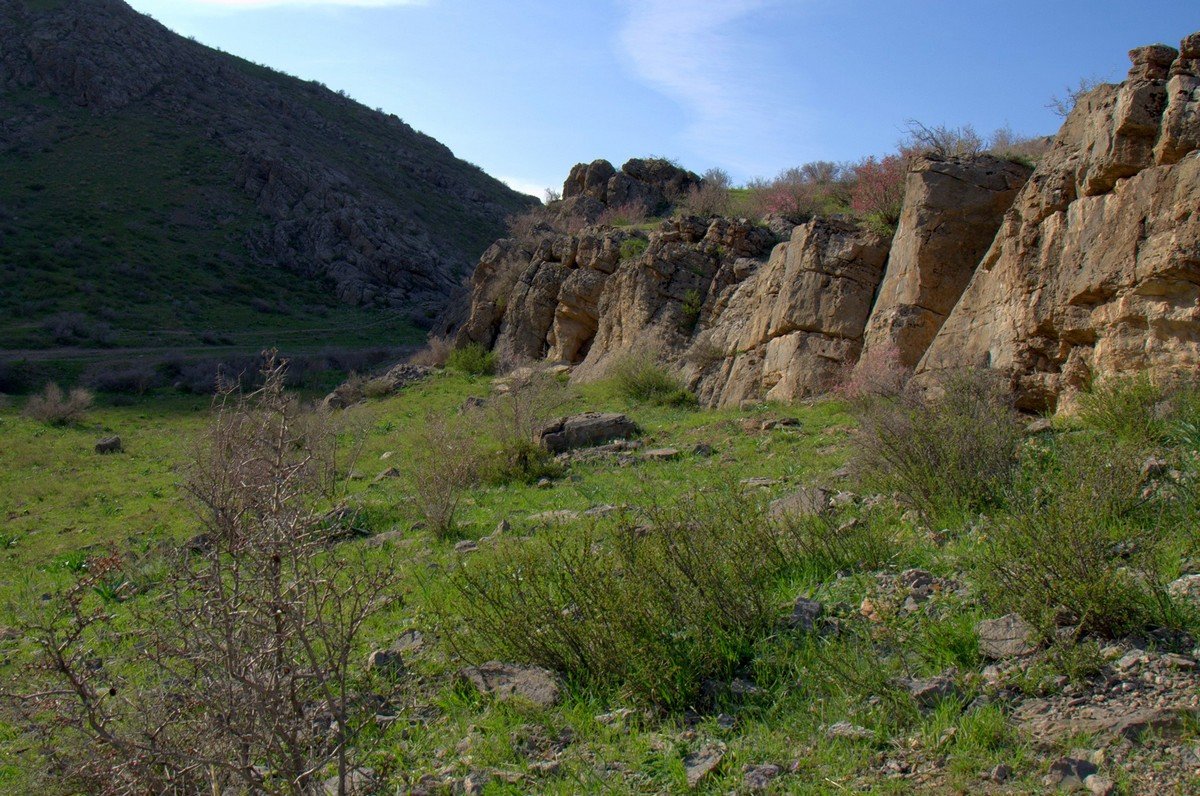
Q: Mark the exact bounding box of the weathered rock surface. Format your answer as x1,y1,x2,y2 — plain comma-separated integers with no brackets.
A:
563,158,701,214
861,154,1032,368
917,38,1200,410
321,364,432,410
459,662,563,708
534,412,639,454
977,614,1039,659
94,436,123,455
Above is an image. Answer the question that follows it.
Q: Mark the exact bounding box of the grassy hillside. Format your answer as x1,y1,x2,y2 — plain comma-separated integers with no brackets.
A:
1,367,1197,793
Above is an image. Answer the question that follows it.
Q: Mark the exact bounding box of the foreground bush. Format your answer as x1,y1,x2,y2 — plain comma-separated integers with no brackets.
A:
608,353,696,408
976,437,1190,637
852,370,1021,520
22,382,93,425
3,357,400,795
447,342,496,376
439,493,898,707
1077,374,1200,448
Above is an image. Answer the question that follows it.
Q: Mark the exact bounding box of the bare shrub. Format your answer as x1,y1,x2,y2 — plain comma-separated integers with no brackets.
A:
408,334,452,367
742,162,853,220
902,120,985,157
23,382,93,425
3,356,400,795
679,167,733,217
80,363,161,395
986,125,1052,165
597,199,650,228
479,366,573,484
852,370,1021,520
1047,76,1103,118
835,343,911,401
409,412,481,537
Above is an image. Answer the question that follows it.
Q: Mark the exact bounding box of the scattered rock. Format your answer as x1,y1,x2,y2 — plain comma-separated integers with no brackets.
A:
1168,574,1200,606
1085,774,1115,796
769,486,832,517
372,466,400,483
367,648,405,679
977,614,1038,659
692,443,714,457
825,721,873,741
683,743,725,788
535,412,639,454
1044,757,1098,790
643,447,680,461
459,662,563,708
740,477,782,489
94,436,122,454
742,763,781,791
902,675,958,708
527,509,580,524
1025,418,1055,435
460,770,490,795
786,597,824,631
453,540,479,554
987,763,1013,783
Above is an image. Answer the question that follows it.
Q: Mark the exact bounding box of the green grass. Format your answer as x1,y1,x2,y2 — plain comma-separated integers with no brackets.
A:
2,367,1196,793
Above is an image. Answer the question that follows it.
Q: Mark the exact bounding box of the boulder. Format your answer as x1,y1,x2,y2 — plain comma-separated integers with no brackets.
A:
682,742,725,789
459,662,562,708
535,412,639,453
769,486,833,519
366,648,405,679
94,436,123,454
977,614,1038,659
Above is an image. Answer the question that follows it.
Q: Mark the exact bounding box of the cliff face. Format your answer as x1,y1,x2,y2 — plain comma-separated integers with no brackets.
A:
916,37,1200,410
457,31,1200,411
0,0,534,325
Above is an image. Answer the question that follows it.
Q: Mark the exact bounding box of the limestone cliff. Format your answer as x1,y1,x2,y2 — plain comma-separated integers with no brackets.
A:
916,36,1200,410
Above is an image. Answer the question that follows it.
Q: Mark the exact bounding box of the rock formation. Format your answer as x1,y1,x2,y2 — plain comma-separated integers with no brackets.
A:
916,36,1200,410
457,32,1200,412
861,155,1032,368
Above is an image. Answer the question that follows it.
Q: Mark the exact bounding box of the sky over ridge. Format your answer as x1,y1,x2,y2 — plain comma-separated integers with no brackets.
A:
126,0,1200,197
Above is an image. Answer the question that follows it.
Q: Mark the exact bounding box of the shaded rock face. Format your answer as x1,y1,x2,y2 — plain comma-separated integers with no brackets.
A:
861,154,1032,368
0,0,534,319
917,37,1200,411
563,157,702,214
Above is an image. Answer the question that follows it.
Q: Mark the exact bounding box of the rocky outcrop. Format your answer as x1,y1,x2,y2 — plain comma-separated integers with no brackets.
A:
563,158,702,215
917,37,1200,410
861,154,1032,368
0,0,534,321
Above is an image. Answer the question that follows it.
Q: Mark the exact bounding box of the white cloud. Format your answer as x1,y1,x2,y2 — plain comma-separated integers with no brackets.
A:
617,0,803,177
500,176,549,200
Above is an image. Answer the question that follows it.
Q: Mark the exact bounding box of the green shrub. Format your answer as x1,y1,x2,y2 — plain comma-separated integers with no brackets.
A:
439,493,801,707
446,343,496,376
1077,375,1168,446
681,288,702,330
618,237,648,261
975,437,1186,637
608,353,696,408
852,370,1021,521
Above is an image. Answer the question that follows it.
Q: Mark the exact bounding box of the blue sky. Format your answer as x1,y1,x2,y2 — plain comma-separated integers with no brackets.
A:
124,0,1199,197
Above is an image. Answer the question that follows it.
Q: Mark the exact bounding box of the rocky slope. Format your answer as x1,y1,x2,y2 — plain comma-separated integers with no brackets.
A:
0,0,534,336
458,32,1200,411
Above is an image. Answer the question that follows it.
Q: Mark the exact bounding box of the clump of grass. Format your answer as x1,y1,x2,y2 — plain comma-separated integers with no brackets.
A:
608,353,696,408
22,382,93,425
618,237,648,261
409,334,452,368
852,369,1020,521
1078,374,1200,449
447,343,496,376
361,377,394,399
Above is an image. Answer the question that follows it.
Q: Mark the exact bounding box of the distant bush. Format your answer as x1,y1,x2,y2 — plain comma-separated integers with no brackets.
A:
679,168,733,217
850,155,907,233
361,378,395,400
835,343,911,401
478,367,572,485
23,383,93,425
409,413,481,537
1047,76,1103,118
80,363,161,395
742,161,852,221
608,353,696,408
408,334,452,368
446,343,496,376
681,288,703,330
1076,375,1182,448
852,370,1021,520
902,120,985,158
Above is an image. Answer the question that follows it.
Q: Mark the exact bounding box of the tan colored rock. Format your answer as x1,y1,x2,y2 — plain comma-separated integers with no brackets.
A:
861,154,1031,368
918,38,1200,411
1156,33,1200,165
691,218,891,406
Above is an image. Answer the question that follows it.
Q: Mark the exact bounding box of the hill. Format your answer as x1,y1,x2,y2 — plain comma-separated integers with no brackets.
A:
0,0,535,359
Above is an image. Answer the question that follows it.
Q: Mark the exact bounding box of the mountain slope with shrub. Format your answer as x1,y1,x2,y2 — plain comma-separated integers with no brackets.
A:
0,0,535,352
